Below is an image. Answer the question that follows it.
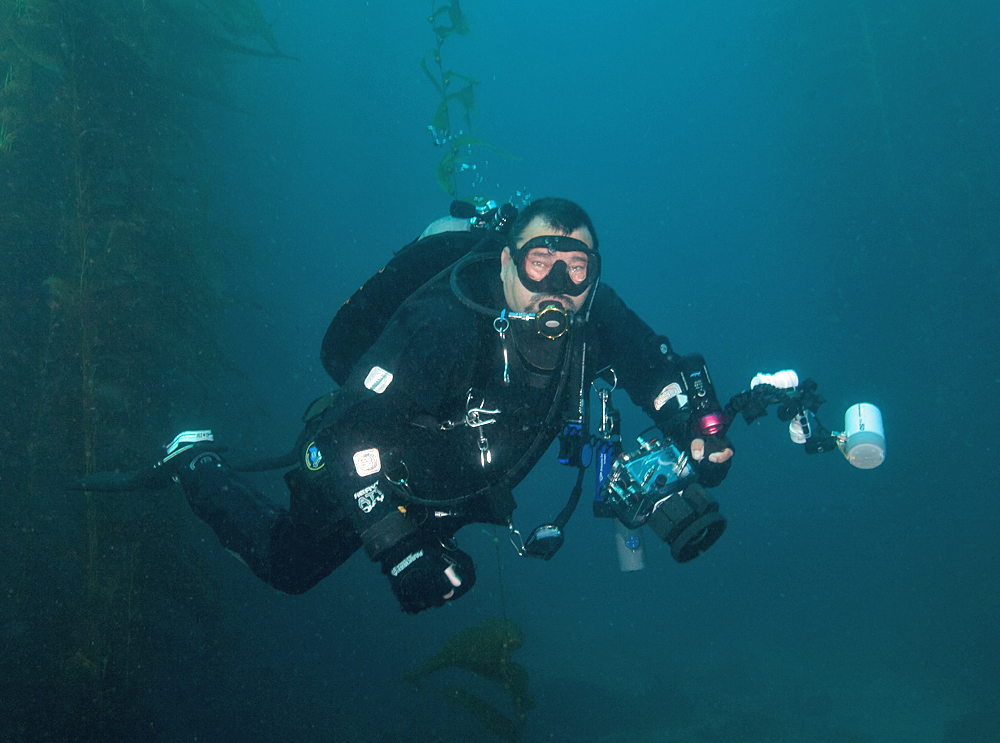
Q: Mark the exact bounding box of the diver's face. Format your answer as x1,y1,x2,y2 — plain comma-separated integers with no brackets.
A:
500,217,595,314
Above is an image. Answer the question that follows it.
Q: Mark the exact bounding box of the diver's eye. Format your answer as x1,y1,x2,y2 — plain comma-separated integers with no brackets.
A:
526,258,553,280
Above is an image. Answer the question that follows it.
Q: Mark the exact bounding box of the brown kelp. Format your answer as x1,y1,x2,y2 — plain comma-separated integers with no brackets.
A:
440,686,525,742
202,0,288,56
421,1,512,198
406,617,535,739
406,616,525,684
0,0,288,738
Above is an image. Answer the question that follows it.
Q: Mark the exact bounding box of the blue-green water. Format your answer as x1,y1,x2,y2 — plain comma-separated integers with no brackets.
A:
4,0,997,740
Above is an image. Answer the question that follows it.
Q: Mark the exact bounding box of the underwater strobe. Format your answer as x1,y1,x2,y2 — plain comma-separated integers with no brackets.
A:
744,370,886,469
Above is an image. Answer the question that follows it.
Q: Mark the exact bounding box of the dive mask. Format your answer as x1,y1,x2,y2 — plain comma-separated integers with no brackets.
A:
513,235,600,298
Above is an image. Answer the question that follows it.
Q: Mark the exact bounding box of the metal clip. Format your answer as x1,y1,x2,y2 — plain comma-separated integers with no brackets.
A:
460,391,500,468
493,312,511,386
593,367,618,440
465,405,500,428
464,390,499,426
438,390,500,432
597,389,613,439
672,450,690,476
508,522,526,556
478,430,492,466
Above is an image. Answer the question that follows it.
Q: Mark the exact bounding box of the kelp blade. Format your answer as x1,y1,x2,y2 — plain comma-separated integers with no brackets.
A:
405,616,525,684
440,686,521,742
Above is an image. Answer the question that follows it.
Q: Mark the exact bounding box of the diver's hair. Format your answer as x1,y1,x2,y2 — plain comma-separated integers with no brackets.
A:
508,197,600,252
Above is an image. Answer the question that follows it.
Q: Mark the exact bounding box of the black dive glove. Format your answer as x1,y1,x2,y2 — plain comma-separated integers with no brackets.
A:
380,534,476,614
691,433,734,488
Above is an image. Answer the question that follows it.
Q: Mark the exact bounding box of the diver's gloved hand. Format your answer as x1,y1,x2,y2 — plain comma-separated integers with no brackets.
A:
380,534,476,614
690,434,734,488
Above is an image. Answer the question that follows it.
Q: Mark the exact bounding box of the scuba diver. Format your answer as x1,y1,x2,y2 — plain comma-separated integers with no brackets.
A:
86,198,735,614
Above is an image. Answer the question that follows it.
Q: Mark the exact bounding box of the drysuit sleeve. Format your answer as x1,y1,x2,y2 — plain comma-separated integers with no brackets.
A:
312,294,478,559
589,283,691,425
588,284,733,485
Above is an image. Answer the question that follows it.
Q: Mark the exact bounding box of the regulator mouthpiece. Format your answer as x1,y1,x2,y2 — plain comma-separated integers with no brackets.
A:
501,303,571,339
535,302,570,338
842,403,885,469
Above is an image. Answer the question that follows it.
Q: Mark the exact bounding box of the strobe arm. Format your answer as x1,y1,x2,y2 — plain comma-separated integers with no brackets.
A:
724,378,840,455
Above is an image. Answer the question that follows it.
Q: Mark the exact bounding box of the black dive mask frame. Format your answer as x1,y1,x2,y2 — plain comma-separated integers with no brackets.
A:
513,235,600,298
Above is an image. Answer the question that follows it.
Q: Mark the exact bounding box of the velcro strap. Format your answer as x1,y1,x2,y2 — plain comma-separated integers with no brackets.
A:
360,510,418,560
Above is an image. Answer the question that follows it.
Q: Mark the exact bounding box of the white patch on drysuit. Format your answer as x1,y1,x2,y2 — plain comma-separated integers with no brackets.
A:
353,448,382,477
364,366,393,394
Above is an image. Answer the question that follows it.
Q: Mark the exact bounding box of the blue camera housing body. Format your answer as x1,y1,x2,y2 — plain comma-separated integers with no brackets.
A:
600,437,699,529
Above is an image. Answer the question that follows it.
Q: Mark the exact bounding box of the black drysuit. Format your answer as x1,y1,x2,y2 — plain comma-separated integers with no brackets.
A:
182,237,725,595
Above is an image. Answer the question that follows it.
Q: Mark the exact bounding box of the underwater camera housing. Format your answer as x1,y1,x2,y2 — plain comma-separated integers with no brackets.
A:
600,434,727,563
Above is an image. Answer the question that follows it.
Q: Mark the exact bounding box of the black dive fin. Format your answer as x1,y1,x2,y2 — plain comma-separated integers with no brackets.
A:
69,443,293,492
